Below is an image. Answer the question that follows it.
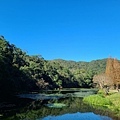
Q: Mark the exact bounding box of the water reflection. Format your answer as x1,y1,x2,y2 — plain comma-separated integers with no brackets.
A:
18,93,64,100
40,112,112,120
0,95,115,120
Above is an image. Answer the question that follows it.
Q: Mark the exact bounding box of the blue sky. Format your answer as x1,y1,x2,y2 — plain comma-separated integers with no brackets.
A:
0,0,120,61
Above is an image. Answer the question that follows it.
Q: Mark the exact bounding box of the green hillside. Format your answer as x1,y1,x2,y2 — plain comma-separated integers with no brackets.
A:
0,36,107,96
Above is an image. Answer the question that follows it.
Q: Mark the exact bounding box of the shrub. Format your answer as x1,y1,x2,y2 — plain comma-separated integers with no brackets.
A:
83,95,112,107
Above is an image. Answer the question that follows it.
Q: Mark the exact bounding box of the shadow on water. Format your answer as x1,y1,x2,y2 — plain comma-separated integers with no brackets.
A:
0,92,119,120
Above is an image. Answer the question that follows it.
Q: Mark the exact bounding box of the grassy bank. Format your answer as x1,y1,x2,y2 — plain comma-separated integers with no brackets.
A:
83,89,120,119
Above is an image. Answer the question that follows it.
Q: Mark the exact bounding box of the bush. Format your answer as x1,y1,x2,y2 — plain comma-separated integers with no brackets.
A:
83,95,112,107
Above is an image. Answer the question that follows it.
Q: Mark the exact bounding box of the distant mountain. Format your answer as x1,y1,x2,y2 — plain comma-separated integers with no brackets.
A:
49,58,107,74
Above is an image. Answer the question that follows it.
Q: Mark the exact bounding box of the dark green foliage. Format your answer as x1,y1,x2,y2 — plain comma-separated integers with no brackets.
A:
51,59,106,88
0,37,107,96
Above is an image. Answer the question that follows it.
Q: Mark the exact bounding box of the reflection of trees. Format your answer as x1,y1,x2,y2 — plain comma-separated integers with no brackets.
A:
8,98,84,119
9,97,115,120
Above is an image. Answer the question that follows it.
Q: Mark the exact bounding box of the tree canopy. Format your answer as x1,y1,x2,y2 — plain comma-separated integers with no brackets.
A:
0,36,107,96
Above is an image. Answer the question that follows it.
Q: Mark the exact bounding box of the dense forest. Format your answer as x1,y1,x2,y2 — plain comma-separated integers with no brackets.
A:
0,36,107,96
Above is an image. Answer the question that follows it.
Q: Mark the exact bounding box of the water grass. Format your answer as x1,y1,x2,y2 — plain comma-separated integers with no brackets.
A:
83,91,120,119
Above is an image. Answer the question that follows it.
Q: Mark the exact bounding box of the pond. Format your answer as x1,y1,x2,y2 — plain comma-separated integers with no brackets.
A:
40,112,112,120
0,89,115,120
0,97,112,120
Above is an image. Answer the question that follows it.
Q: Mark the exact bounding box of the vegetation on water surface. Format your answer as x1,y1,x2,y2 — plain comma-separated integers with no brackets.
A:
2,96,119,120
45,103,67,108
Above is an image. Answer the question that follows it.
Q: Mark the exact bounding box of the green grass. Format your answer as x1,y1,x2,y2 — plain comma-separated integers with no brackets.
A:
106,93,120,115
83,91,120,118
83,94,112,107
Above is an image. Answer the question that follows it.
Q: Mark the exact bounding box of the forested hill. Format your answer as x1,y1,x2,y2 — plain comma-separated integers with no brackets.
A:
50,59,106,74
0,36,107,96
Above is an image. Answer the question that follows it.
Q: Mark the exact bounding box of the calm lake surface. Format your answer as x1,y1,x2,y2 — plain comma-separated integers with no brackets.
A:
40,112,112,120
0,90,114,120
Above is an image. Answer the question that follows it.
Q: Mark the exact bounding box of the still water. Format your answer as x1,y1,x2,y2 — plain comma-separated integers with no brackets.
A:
0,93,113,120
40,112,112,120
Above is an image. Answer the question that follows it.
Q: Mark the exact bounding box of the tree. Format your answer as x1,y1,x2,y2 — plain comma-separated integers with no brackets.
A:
0,36,109,96
105,58,120,89
93,73,113,89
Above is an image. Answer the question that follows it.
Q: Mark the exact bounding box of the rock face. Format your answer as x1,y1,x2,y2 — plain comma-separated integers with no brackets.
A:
105,58,120,88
